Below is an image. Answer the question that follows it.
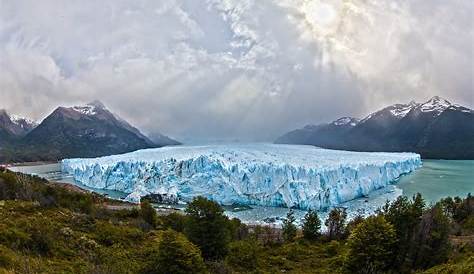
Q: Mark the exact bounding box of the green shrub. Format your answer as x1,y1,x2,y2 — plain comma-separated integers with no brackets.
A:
462,216,474,233
422,251,474,274
345,215,397,273
140,201,158,228
325,240,342,258
142,229,206,274
114,208,141,219
94,222,144,247
0,170,97,214
228,218,248,241
162,212,187,232
344,215,364,237
226,240,261,271
0,245,17,268
185,197,231,260
0,227,30,250
28,226,55,255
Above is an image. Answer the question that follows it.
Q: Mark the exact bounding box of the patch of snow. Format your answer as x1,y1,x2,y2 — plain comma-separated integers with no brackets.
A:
72,105,97,116
450,104,473,114
9,114,37,128
71,101,108,116
332,117,359,126
389,101,418,118
359,113,375,124
419,96,451,114
62,144,421,210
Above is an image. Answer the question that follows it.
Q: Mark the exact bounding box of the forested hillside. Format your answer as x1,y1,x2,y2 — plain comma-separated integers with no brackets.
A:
0,168,472,273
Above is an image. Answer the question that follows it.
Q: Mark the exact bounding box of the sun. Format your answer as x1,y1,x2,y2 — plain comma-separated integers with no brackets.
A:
302,0,341,37
297,0,375,65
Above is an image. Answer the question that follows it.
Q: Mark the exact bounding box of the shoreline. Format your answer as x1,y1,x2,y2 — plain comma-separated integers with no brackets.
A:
48,180,184,214
2,161,59,167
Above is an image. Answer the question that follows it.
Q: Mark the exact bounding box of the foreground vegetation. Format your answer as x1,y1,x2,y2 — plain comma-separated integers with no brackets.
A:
0,168,472,273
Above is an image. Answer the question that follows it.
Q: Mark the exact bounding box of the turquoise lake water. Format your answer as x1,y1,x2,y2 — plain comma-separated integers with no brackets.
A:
396,160,473,203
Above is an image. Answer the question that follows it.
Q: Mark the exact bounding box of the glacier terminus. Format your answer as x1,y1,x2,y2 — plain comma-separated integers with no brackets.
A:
61,144,422,210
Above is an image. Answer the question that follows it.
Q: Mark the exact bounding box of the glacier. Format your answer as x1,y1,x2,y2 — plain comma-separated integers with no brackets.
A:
61,144,422,210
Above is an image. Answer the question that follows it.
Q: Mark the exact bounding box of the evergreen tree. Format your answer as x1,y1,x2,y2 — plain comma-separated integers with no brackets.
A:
410,205,451,269
344,215,365,238
411,193,426,218
324,208,347,240
440,194,474,223
184,196,231,260
142,229,206,274
345,216,397,273
381,193,425,269
302,209,321,241
282,209,297,242
140,200,158,228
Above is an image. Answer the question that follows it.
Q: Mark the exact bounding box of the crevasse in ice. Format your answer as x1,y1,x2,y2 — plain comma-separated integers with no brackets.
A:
61,144,422,210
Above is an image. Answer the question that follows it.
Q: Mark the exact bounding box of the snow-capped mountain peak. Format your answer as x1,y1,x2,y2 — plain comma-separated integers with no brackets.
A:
360,96,452,123
10,114,38,129
71,101,106,116
88,100,106,109
0,110,37,136
359,101,417,124
388,101,419,118
419,96,451,114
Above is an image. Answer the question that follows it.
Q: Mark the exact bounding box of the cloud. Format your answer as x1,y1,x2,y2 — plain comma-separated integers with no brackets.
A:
0,0,472,142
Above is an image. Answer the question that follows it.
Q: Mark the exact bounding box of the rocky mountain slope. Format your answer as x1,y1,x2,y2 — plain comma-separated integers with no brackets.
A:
0,101,179,163
0,110,37,138
276,96,474,159
0,110,37,148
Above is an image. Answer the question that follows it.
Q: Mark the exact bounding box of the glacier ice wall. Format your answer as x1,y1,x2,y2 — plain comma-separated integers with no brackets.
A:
61,144,422,210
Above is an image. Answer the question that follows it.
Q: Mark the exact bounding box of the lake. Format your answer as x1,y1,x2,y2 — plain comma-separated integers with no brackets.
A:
396,160,474,203
8,159,474,225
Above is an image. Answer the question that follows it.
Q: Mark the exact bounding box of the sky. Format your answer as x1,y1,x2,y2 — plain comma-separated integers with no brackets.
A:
0,0,473,142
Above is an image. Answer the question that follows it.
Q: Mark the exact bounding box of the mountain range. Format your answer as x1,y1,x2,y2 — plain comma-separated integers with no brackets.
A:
2,96,473,162
276,96,474,159
0,101,180,163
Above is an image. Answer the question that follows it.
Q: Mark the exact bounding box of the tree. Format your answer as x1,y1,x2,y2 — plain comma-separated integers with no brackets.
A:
344,215,365,238
184,196,231,260
439,194,474,224
226,240,261,272
142,229,206,274
140,200,158,228
411,193,426,218
345,216,397,273
410,205,451,269
302,209,321,241
162,212,188,233
325,208,347,240
381,193,425,269
282,209,297,242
